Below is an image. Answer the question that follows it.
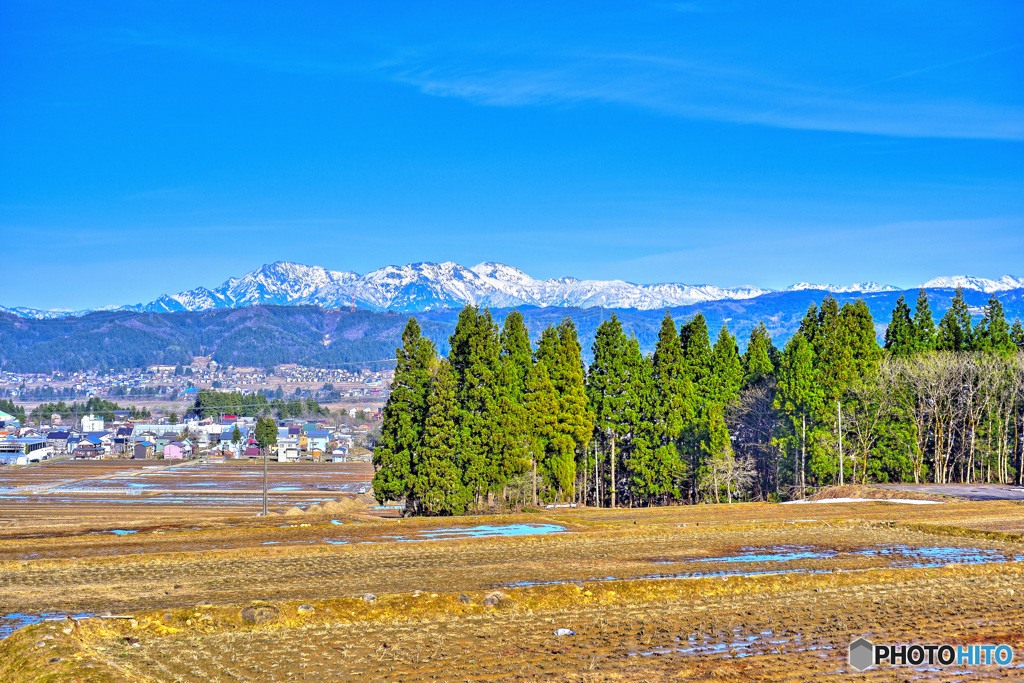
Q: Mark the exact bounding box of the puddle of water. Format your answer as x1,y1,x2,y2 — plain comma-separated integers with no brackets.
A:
510,544,1022,588
415,524,565,540
627,631,844,660
108,529,138,536
854,545,1023,567
317,524,566,547
330,520,343,525
0,612,94,640
323,539,349,545
689,546,836,564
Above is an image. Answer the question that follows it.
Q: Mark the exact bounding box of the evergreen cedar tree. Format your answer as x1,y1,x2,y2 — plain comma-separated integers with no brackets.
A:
372,293,1024,514
254,417,278,450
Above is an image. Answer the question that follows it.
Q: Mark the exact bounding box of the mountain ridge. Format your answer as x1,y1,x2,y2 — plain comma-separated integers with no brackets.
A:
3,261,1022,319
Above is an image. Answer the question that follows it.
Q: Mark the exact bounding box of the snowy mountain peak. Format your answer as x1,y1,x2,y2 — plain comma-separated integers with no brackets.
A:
921,275,1024,293
471,262,535,285
784,281,900,294
5,263,1023,319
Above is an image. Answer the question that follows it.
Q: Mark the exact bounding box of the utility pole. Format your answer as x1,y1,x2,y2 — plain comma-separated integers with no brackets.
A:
837,400,844,486
262,442,268,516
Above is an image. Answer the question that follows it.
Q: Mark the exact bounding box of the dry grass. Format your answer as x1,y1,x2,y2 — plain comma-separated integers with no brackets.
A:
809,484,950,502
4,498,1024,680
5,563,1024,681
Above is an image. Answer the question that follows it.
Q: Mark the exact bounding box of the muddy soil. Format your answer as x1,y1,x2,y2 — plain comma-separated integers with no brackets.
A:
3,500,1024,681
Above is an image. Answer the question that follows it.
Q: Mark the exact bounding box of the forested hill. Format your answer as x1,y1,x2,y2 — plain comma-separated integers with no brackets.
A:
2,288,1022,373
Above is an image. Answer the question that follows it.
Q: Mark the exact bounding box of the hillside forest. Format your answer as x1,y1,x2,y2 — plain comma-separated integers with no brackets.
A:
373,288,1024,514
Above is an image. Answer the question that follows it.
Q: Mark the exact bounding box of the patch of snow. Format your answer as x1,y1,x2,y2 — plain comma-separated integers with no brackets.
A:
782,497,943,505
921,275,1024,293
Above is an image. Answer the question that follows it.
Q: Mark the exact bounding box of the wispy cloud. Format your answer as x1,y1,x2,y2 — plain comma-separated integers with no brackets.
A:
387,47,1024,141
89,21,1024,141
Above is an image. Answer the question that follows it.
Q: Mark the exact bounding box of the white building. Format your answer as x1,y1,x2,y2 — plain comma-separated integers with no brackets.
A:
81,415,104,432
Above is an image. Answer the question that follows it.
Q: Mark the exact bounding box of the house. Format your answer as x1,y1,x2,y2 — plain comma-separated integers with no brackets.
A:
111,436,133,454
304,430,330,455
219,426,248,446
85,431,112,445
72,443,104,459
277,437,300,462
79,435,108,455
81,415,104,432
154,431,178,451
163,442,184,459
133,441,155,459
47,430,73,454
243,446,261,458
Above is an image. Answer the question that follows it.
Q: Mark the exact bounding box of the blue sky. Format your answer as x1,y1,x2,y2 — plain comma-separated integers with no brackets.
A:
2,1,1022,310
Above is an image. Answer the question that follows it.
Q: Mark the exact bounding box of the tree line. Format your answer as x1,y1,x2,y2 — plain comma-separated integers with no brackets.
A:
190,389,329,420
373,288,1024,514
27,398,151,426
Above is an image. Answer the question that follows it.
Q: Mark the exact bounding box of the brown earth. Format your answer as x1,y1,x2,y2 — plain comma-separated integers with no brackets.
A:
3,494,1024,680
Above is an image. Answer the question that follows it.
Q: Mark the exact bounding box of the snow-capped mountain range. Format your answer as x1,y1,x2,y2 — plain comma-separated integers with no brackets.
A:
3,262,1023,319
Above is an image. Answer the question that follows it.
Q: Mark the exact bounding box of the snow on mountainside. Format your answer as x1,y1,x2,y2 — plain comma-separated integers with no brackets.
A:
921,275,1024,293
470,262,773,308
3,262,1022,318
0,305,76,319
784,281,900,293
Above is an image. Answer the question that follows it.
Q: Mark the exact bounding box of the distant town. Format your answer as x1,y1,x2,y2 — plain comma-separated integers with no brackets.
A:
0,357,391,410
0,358,392,466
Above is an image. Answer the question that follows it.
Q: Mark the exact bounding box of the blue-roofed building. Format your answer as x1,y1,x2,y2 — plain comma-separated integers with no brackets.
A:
304,430,330,453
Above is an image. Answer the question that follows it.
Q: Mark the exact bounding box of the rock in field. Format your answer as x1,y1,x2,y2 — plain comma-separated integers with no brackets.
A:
483,591,507,608
240,604,280,624
362,593,376,604
298,604,314,614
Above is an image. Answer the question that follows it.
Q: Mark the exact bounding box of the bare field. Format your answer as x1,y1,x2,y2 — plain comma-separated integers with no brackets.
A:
3,491,1024,680
0,460,375,529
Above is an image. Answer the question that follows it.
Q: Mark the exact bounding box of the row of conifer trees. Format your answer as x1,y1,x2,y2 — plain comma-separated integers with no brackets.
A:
372,288,1024,514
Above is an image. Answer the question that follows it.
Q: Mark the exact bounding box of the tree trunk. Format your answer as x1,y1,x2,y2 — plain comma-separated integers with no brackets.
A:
532,458,537,507
837,401,844,486
801,415,806,497
610,432,617,509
